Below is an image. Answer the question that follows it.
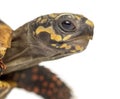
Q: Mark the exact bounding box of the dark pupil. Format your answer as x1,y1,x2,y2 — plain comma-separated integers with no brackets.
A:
61,20,75,31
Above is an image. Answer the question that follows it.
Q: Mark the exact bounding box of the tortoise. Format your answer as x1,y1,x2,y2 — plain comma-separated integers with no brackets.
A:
0,13,94,99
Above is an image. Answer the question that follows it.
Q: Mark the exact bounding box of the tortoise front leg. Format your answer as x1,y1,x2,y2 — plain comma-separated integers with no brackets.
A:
0,59,6,73
12,66,71,99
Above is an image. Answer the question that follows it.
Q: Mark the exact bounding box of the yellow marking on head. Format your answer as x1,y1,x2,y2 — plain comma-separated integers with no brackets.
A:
60,43,67,48
41,18,47,24
36,26,62,42
86,20,94,27
75,45,84,51
70,50,77,53
63,35,72,41
51,43,71,49
36,17,42,23
51,44,59,48
60,43,71,49
51,44,57,47
75,15,81,20
51,34,62,42
49,14,58,18
55,13,75,20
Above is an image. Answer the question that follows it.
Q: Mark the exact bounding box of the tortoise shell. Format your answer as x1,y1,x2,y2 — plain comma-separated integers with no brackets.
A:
0,13,94,99
0,20,12,58
0,20,12,72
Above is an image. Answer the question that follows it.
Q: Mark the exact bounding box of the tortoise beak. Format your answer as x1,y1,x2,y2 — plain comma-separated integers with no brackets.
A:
87,35,93,40
85,19,94,40
85,19,94,28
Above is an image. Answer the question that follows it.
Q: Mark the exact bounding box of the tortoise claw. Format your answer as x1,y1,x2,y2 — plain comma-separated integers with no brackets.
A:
0,59,6,74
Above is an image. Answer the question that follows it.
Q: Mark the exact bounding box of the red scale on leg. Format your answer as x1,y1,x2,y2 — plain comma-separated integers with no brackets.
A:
10,66,71,99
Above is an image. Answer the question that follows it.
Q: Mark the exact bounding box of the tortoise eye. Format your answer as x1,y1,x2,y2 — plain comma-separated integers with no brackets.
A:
59,20,76,32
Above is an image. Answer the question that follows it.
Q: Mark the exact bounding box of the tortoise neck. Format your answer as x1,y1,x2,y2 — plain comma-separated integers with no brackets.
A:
3,23,31,62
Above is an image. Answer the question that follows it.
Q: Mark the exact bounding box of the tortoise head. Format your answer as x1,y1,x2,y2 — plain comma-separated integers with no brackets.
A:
30,13,94,59
2,13,94,74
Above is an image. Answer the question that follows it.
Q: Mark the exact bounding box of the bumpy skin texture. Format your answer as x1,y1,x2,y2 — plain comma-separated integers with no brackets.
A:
0,13,94,99
1,66,71,99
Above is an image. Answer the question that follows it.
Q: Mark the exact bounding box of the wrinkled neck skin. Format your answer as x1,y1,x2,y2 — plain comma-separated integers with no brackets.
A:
3,23,68,74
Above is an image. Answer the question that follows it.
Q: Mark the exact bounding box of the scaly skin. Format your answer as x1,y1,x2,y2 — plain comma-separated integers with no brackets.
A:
0,13,94,99
1,66,71,99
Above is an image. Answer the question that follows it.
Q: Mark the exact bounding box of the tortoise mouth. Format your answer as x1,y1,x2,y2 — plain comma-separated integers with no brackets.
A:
65,35,93,42
50,34,92,54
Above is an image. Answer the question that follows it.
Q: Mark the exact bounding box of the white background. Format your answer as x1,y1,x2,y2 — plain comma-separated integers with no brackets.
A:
0,0,120,99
